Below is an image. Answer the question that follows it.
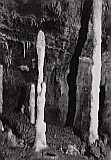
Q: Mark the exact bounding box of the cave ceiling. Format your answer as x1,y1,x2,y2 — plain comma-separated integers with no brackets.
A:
0,0,65,42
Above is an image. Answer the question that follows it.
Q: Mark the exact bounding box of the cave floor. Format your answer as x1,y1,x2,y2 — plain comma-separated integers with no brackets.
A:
0,119,110,160
0,121,84,160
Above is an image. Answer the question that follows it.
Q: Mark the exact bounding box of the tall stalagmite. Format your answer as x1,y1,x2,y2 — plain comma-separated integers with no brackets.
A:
89,0,102,144
34,30,47,152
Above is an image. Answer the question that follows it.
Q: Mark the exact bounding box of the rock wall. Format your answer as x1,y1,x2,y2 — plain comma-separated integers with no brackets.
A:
74,57,92,140
74,51,111,141
73,0,109,140
1,0,110,138
0,0,82,125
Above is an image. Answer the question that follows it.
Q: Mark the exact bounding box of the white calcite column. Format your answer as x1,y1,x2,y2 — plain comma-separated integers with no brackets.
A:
34,30,47,152
89,0,102,144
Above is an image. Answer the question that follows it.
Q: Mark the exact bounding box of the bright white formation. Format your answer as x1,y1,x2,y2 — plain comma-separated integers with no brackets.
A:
89,0,102,144
34,30,47,152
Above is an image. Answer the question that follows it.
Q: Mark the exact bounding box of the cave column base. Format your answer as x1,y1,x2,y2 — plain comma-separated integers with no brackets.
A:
34,120,48,152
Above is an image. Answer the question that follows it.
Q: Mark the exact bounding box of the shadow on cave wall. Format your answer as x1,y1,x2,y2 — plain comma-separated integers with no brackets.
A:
65,0,93,128
98,85,106,134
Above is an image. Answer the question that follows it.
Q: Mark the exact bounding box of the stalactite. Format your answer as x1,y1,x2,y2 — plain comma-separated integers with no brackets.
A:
29,42,31,48
35,22,38,28
9,49,12,65
27,41,29,49
23,41,26,58
89,0,102,144
5,42,9,51
34,30,47,152
29,84,35,124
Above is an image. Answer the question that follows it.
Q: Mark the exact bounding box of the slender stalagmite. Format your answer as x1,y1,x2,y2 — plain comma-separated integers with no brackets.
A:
23,41,26,58
34,30,47,152
29,84,35,124
89,0,102,144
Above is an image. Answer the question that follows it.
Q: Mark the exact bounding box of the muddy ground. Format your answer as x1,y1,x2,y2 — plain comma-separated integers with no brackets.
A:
0,112,110,160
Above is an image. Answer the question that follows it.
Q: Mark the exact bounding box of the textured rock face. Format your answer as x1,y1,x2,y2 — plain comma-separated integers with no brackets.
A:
74,57,92,140
73,0,111,142
99,1,111,145
0,0,111,150
43,0,81,124
0,0,81,125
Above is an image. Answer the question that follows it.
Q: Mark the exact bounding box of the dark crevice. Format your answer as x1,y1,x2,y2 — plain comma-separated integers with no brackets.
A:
65,0,93,127
16,86,26,112
98,85,106,133
14,85,30,117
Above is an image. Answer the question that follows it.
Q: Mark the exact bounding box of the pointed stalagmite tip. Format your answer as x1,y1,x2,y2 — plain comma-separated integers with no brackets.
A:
38,30,45,38
37,30,45,48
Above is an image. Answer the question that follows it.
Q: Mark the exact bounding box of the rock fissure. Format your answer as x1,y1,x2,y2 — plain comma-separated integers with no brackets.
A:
65,0,93,127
